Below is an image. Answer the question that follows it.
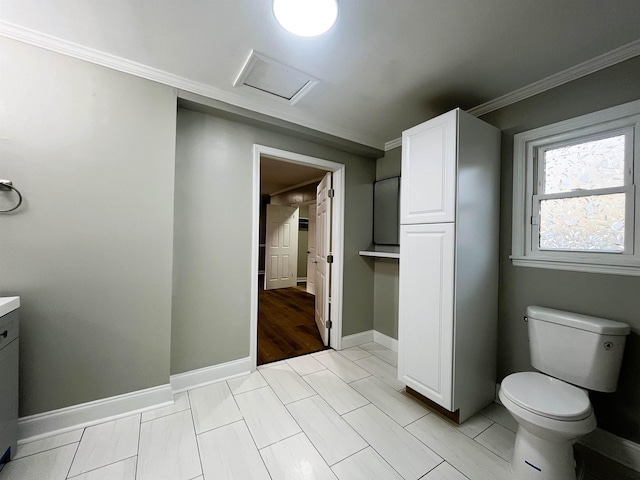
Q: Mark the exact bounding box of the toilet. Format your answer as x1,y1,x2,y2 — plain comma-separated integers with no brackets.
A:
499,306,630,480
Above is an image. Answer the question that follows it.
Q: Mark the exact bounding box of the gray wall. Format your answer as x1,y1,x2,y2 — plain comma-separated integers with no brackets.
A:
481,55,640,443
0,38,177,416
376,147,401,181
172,109,375,374
373,258,400,339
372,147,401,338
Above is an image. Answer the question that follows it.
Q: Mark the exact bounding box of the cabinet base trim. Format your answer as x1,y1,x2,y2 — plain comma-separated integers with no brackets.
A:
406,386,460,424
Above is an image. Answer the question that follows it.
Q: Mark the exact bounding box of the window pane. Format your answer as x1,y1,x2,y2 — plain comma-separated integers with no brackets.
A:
539,193,625,252
543,134,625,194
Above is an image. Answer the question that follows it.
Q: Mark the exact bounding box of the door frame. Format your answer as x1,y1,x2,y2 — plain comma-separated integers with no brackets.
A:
250,145,345,371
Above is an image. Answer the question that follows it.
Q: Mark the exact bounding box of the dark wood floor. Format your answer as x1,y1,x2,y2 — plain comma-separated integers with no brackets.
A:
258,285,325,365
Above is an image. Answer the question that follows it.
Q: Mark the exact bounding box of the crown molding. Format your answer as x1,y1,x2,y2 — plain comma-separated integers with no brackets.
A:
3,20,639,150
384,37,640,146
0,20,384,150
384,138,402,151
468,38,640,117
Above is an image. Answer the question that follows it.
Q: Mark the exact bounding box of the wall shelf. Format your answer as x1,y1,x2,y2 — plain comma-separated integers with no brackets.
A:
359,250,400,259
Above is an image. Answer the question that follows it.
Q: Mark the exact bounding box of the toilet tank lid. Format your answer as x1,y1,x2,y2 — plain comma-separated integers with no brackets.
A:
526,306,630,335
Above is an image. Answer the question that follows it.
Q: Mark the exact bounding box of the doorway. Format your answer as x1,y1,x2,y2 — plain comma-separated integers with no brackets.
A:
250,145,345,370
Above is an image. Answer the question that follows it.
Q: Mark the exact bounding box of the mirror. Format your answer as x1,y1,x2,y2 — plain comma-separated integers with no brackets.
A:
373,176,400,245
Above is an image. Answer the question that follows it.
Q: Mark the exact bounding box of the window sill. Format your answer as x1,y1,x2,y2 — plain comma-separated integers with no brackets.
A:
510,256,640,277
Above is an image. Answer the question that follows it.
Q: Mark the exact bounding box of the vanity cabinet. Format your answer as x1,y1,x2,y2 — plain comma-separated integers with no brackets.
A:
397,108,500,422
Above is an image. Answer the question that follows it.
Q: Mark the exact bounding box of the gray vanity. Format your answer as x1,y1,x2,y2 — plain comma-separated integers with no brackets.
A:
0,297,19,464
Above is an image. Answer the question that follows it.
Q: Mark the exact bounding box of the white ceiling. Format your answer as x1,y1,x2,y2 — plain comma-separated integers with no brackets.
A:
1,1,640,150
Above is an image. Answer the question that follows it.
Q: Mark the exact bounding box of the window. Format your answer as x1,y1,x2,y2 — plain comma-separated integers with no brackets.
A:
512,100,640,276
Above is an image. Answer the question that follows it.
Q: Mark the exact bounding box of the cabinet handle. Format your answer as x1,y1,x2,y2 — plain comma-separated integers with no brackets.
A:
0,331,7,338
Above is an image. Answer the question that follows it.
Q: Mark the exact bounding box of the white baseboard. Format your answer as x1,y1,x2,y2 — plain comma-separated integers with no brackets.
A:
579,428,640,472
170,356,251,393
18,356,253,444
18,383,173,444
341,330,373,349
341,330,398,351
296,277,307,283
372,331,398,352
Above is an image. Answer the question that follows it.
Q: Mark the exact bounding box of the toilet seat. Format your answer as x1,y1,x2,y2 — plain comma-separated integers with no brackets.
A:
501,372,592,421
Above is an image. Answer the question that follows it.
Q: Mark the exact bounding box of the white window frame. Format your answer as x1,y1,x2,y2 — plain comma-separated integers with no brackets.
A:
512,99,640,276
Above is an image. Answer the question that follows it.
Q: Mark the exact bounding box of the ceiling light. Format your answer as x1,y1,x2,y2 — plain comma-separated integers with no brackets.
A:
273,0,338,37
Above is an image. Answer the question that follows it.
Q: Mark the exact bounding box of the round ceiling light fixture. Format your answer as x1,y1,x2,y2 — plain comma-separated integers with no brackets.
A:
273,0,338,37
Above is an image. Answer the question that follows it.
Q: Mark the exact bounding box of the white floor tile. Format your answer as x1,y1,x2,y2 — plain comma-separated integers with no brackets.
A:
197,420,270,480
315,351,370,383
70,456,137,480
474,423,516,462
137,410,202,480
350,376,429,426
336,347,372,362
354,355,405,390
332,447,403,480
260,433,337,480
303,370,369,415
287,395,367,466
344,404,442,479
259,363,316,404
14,428,83,460
234,386,301,448
258,360,287,369
453,413,494,439
480,402,518,433
0,443,77,480
189,381,242,434
311,349,331,357
142,392,190,422
423,462,470,480
406,414,512,480
227,371,268,395
358,342,398,366
285,354,326,375
68,414,140,477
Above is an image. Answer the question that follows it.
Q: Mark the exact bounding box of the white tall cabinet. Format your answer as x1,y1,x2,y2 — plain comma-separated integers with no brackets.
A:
398,108,501,423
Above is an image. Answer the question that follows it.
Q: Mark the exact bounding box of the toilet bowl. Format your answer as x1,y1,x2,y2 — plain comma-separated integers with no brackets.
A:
500,306,630,480
499,372,596,480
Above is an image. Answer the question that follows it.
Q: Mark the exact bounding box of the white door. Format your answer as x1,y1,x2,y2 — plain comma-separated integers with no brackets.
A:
265,205,299,290
398,222,455,410
306,203,317,295
400,109,458,225
314,173,332,345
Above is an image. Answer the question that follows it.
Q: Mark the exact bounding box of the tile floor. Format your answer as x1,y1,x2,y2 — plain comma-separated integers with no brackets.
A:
1,342,637,480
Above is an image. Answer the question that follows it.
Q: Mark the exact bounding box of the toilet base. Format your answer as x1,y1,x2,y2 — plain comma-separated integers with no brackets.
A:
511,426,577,480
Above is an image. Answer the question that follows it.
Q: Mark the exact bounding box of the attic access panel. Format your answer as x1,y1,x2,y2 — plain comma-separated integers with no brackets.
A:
234,50,319,105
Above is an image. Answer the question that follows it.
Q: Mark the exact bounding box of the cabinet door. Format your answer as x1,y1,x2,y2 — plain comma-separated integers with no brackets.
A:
400,110,457,225
398,223,455,410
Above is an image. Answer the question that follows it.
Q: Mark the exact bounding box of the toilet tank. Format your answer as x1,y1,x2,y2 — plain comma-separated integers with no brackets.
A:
526,306,630,392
